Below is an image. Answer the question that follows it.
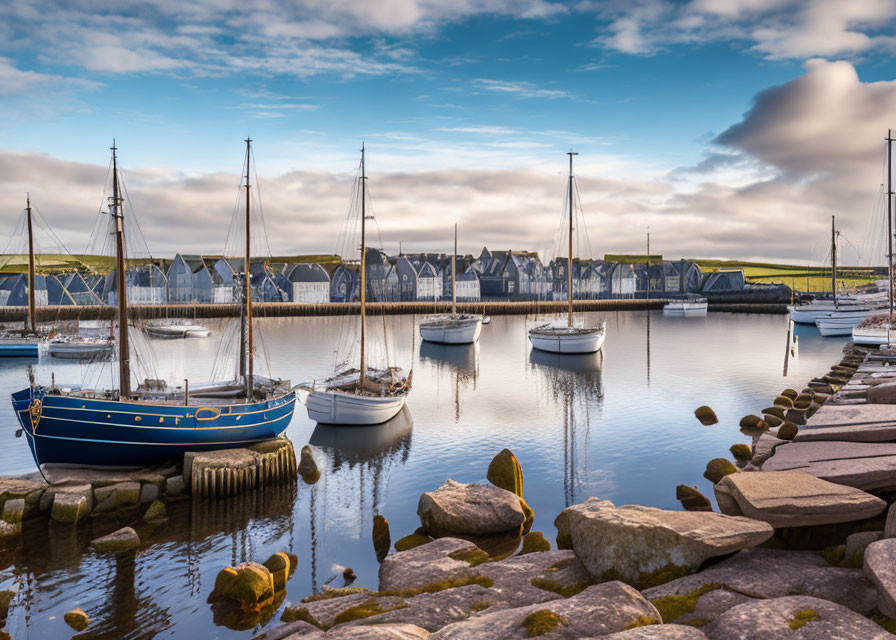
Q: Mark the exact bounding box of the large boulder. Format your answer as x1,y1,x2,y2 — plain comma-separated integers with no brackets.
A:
324,624,430,639
417,480,524,537
868,381,896,404
429,582,660,640
599,626,708,639
372,515,391,563
701,595,892,639
208,562,275,607
378,537,479,592
763,441,896,491
90,527,140,553
561,499,773,589
863,538,896,618
713,470,886,527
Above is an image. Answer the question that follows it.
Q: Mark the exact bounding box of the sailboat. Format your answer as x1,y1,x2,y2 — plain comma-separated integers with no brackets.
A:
528,152,606,354
419,224,483,344
11,140,296,469
303,145,411,425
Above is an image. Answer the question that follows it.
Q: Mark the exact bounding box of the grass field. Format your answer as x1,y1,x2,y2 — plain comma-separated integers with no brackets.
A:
693,260,880,292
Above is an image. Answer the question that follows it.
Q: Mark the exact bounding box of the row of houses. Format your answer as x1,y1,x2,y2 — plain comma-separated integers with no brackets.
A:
0,248,751,306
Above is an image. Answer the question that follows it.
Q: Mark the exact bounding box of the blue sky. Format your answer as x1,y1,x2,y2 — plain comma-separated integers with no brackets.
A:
3,1,896,262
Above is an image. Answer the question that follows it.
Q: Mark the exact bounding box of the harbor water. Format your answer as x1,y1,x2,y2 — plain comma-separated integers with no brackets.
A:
0,311,846,639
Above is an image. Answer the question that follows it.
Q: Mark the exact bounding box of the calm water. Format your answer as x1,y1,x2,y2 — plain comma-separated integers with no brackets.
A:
0,311,846,639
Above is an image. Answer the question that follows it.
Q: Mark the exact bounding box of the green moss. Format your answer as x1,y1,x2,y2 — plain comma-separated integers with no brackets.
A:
729,444,753,462
777,421,799,440
448,548,491,567
625,616,660,630
521,531,551,555
676,485,712,511
683,618,710,627
871,615,896,633
739,414,766,429
650,584,722,623
379,575,494,598
839,551,865,569
280,606,324,629
530,577,593,598
471,601,491,613
487,449,524,497
601,563,691,590
694,406,718,426
521,610,567,637
763,414,784,428
762,407,786,420
781,389,798,400
555,532,572,550
774,396,794,408
703,458,738,484
788,608,820,630
549,558,573,570
301,586,374,603
332,597,408,626
394,534,433,552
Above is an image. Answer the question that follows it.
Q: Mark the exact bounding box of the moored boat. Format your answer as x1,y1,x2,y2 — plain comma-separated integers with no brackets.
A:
47,336,114,359
663,294,708,317
142,322,211,339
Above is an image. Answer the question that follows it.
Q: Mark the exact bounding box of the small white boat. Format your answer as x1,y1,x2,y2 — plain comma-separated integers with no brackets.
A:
482,316,491,325
663,295,708,317
420,314,483,344
47,336,114,359
815,308,881,336
302,369,410,425
529,320,607,354
853,326,894,345
142,322,211,339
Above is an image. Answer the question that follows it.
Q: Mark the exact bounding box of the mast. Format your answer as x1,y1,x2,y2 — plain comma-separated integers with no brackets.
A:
25,194,36,333
111,142,130,399
888,129,894,323
452,223,457,315
567,151,577,327
243,138,254,400
646,232,650,302
359,144,367,393
831,214,837,309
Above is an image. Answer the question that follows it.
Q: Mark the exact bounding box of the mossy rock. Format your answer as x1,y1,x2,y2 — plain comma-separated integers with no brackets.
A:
820,544,846,566
280,606,323,629
729,444,753,462
520,531,551,555
521,609,567,637
520,497,535,528
208,563,274,606
703,458,739,484
793,400,811,410
394,534,432,552
625,616,660,630
379,575,494,598
487,448,524,497
530,576,592,598
332,597,408,626
143,499,166,522
64,608,89,631
372,514,391,563
263,552,292,591
694,406,718,426
739,414,766,429
651,584,722,623
777,421,799,440
763,414,783,429
675,485,712,511
773,396,793,408
448,547,490,567
781,389,798,400
299,445,321,485
788,608,820,630
762,407,786,420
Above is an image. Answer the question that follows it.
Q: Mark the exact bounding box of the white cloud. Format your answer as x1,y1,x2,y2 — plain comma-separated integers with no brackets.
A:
474,79,571,99
0,58,98,94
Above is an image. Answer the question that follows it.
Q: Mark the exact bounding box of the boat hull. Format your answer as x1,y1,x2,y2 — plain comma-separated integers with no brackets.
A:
11,387,296,469
0,342,39,358
853,327,895,345
419,317,482,344
48,342,114,359
529,327,606,354
663,302,708,317
306,390,407,425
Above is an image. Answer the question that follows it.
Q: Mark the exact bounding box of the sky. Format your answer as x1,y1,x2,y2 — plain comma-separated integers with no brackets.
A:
3,0,896,264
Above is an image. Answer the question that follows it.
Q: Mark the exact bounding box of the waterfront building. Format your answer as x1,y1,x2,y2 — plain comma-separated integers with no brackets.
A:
286,263,330,303
701,268,746,292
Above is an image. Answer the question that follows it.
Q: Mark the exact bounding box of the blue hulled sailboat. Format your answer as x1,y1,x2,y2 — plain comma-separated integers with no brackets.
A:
11,140,296,470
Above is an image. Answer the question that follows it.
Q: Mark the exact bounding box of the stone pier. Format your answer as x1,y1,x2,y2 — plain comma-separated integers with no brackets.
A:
185,438,297,499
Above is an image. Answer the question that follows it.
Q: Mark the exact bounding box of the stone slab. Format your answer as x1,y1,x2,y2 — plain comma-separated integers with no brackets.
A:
864,538,896,618
713,470,886,527
763,440,896,490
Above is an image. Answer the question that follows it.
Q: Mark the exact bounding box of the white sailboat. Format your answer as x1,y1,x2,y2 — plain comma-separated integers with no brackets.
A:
303,145,411,425
419,224,483,344
663,294,708,317
142,321,211,339
529,152,606,354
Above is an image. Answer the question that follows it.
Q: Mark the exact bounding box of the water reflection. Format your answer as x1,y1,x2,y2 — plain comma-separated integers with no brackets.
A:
419,342,479,421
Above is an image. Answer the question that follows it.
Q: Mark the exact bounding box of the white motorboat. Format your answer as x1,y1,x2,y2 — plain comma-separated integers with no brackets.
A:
853,325,894,345
142,322,211,339
47,336,114,359
663,295,708,317
528,152,606,355
303,145,410,425
815,308,882,336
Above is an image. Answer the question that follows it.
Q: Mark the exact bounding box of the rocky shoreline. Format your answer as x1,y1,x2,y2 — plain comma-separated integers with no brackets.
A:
246,341,896,639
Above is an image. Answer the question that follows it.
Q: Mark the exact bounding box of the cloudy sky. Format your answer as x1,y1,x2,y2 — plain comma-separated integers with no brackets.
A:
3,0,896,263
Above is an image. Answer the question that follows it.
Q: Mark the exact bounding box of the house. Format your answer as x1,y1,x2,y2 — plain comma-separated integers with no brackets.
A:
415,261,442,301
62,272,102,305
250,262,289,302
331,265,359,302
608,263,637,298
441,256,482,302
287,263,331,303
365,248,398,302
675,260,704,293
167,254,213,303
701,269,746,292
0,274,52,306
395,257,418,302
126,265,168,304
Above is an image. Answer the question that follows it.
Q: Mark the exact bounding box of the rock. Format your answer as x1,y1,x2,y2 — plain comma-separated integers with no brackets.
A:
378,537,479,592
208,562,275,606
845,531,882,560
763,407,785,420
702,595,892,639
868,381,896,404
764,414,784,428
739,415,767,430
395,534,433,552
864,539,896,618
0,521,19,549
643,548,879,616
1,499,24,525
476,549,593,608
728,444,752,463
797,404,896,443
143,499,167,521
417,479,524,537
51,491,90,524
774,395,794,408
0,590,13,621
702,459,738,484
114,482,141,506
712,471,886,527
326,624,430,639
694,406,718,426
91,527,140,553
299,445,321,484
343,567,357,584
777,421,799,440
751,434,786,466
885,502,896,538
520,531,550,554
562,499,773,589
782,389,798,400
429,581,659,640
373,515,391,563
600,626,708,639
264,552,293,590
675,485,712,512
64,608,89,631
763,441,896,491
166,475,185,496
139,482,159,504
487,449,524,497
785,408,807,426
